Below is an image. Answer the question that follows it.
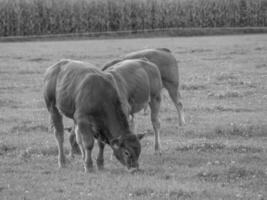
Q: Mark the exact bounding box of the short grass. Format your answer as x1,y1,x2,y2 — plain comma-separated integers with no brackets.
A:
0,34,267,200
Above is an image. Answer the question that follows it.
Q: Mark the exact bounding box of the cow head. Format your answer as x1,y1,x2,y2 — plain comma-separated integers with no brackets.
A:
111,133,145,170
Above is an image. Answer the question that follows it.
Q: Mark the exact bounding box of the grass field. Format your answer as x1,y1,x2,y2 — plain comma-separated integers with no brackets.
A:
0,34,267,200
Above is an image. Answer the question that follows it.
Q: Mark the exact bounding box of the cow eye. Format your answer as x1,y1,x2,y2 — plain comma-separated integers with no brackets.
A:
123,150,130,157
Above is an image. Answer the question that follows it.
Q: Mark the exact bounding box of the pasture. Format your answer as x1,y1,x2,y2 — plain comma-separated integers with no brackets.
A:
0,34,267,200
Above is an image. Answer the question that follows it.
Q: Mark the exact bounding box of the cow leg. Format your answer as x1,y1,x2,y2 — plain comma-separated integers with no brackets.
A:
149,94,161,154
96,139,105,170
164,82,185,126
68,125,81,159
49,106,66,168
129,114,135,133
68,129,75,159
76,119,95,172
74,125,85,160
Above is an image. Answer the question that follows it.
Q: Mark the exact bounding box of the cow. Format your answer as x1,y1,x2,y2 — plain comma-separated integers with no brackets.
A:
104,58,163,153
68,58,163,156
43,59,144,172
103,48,185,126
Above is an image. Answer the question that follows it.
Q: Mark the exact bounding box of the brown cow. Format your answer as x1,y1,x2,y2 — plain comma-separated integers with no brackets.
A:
43,59,144,172
104,58,163,153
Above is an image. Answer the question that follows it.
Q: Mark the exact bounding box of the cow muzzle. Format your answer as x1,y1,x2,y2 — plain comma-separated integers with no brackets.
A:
127,162,139,173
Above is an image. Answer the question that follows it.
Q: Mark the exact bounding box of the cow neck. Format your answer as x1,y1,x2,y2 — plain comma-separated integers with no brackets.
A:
105,102,131,143
101,71,131,143
107,71,130,116
107,122,131,143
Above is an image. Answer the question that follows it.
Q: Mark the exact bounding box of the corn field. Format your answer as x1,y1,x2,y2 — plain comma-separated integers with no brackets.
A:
0,0,266,37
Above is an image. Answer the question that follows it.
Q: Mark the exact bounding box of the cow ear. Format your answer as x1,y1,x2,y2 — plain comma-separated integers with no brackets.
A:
136,133,145,141
110,136,122,150
64,127,73,133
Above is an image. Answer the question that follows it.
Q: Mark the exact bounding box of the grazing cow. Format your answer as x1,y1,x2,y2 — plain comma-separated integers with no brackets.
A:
103,48,185,126
68,58,163,154
105,58,163,152
43,59,144,172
